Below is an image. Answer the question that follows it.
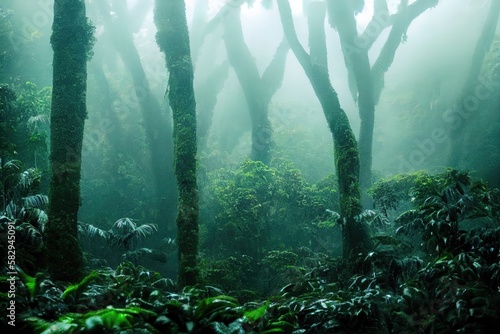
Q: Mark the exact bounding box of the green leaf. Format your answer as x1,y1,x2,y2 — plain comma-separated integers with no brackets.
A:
16,266,39,302
61,271,102,301
195,295,239,319
244,300,270,322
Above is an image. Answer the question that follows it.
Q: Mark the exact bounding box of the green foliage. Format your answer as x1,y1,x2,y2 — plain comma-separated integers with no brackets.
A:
199,160,340,291
77,218,169,268
201,160,338,256
61,271,103,302
0,84,17,156
395,169,499,254
0,159,47,272
0,82,50,166
13,224,500,334
244,300,269,322
27,306,156,333
370,169,500,255
369,171,427,216
107,217,158,251
16,266,43,303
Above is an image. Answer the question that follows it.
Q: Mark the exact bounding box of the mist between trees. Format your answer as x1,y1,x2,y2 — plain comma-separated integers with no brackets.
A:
1,1,500,332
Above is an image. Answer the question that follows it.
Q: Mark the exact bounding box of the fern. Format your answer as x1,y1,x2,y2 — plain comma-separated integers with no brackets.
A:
23,194,48,209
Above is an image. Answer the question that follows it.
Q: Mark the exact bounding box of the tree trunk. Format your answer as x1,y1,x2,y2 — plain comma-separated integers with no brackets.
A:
327,1,376,207
448,0,500,166
97,0,177,234
196,61,229,149
278,0,372,257
325,0,437,202
155,0,199,287
45,0,94,282
223,9,272,164
222,9,289,165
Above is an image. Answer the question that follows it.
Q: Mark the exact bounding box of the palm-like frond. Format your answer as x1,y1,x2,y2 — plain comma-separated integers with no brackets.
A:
27,114,49,130
5,201,18,219
107,218,157,251
17,222,43,249
23,194,48,209
111,217,137,233
395,210,424,235
78,223,109,239
2,159,22,173
132,224,157,238
355,209,377,223
18,168,40,190
22,208,48,232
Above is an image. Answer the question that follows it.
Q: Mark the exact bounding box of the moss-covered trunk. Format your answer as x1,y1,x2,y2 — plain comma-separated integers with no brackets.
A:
327,1,376,207
278,0,372,257
45,0,94,282
154,0,199,287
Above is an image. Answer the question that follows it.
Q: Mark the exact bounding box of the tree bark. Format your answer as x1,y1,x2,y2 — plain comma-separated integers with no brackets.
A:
278,0,372,257
328,1,376,207
45,0,94,282
155,0,199,287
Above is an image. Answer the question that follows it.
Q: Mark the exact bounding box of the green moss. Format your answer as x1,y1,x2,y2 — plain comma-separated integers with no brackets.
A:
155,0,199,288
45,0,94,283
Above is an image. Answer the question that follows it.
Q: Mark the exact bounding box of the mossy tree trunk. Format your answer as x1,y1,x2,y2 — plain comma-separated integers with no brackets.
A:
327,0,437,203
328,1,375,207
154,0,199,287
223,8,289,165
45,0,94,282
278,0,373,257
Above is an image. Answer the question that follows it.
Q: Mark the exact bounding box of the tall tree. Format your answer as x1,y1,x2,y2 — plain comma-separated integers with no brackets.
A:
196,61,230,149
328,1,375,206
96,0,177,233
155,0,199,287
448,0,500,166
277,0,372,257
45,0,94,282
223,8,289,164
328,0,438,201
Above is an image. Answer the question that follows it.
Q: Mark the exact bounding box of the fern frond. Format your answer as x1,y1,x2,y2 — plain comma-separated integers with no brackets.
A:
78,223,108,239
18,168,41,190
133,224,157,238
23,194,48,209
112,217,136,233
27,114,49,130
18,222,43,248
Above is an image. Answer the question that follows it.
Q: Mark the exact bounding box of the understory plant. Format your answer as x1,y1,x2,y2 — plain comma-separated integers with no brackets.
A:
78,217,171,267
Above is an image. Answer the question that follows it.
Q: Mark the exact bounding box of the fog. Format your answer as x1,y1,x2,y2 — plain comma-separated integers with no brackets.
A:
2,0,499,282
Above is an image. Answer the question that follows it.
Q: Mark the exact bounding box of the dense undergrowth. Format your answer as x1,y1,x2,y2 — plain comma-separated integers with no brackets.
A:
1,162,499,333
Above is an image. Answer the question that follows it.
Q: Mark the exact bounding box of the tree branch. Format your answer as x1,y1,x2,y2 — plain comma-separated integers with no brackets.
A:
371,0,439,103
